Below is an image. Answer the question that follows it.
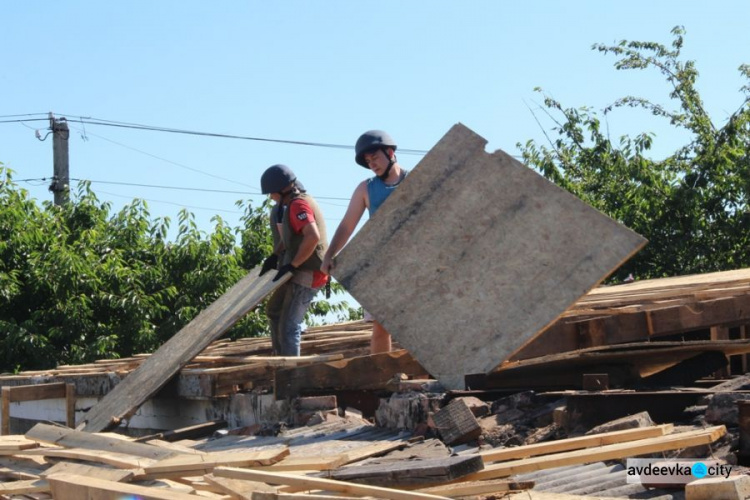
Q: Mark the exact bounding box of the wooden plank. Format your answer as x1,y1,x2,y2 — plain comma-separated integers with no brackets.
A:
463,425,726,481
25,422,175,459
328,455,485,487
0,455,47,478
144,439,209,455
0,478,49,495
142,446,290,475
65,382,76,428
418,479,534,497
484,340,750,389
81,267,290,432
213,467,452,500
332,124,646,389
204,473,277,499
190,354,344,365
479,424,672,462
258,494,368,500
19,447,158,468
514,278,750,360
1,387,8,435
47,473,200,500
274,350,429,399
256,454,348,471
506,493,633,500
339,440,409,464
41,460,135,481
0,436,39,452
134,420,227,443
4,382,66,402
0,461,137,496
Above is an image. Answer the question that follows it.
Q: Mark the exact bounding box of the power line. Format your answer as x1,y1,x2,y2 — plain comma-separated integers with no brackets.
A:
69,178,351,202
2,114,430,155
0,118,48,124
95,189,242,215
63,188,344,223
69,125,259,189
70,116,431,155
0,113,48,119
15,177,350,202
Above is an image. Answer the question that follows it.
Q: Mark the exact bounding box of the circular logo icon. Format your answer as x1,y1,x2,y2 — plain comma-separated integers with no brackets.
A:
692,462,708,478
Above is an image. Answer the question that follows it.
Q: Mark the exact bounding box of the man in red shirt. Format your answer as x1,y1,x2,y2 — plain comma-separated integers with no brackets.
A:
259,165,329,356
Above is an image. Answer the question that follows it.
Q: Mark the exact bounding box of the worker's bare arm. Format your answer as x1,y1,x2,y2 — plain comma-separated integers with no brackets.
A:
321,181,368,273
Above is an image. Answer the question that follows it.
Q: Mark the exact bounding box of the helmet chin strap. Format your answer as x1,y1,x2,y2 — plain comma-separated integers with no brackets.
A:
278,187,298,205
378,149,395,181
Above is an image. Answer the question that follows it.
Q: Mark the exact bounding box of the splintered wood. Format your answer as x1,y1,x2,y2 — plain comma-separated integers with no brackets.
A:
4,268,750,409
0,420,727,500
0,320,377,404
513,267,750,360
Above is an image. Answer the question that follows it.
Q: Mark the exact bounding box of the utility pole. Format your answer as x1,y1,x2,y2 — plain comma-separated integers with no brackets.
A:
49,112,70,206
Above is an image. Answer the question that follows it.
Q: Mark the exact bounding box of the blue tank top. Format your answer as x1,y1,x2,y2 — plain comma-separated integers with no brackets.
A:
367,170,409,216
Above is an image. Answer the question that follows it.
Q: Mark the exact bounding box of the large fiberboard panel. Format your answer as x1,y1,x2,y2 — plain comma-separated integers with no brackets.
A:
332,124,646,389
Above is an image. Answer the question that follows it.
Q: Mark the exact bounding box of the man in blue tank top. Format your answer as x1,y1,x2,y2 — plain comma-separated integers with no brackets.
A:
321,130,408,354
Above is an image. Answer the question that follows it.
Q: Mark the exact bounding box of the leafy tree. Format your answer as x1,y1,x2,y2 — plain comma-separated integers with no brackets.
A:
0,166,356,373
519,26,750,281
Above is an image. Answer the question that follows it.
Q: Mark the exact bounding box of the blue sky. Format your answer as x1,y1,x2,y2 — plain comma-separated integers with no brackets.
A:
2,1,749,239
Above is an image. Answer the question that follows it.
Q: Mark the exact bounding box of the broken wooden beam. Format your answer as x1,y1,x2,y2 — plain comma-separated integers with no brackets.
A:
133,419,227,443
327,455,484,487
25,422,175,460
274,350,429,400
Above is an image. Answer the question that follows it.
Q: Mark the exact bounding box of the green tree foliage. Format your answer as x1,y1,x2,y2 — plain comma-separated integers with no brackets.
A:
519,27,750,280
0,167,357,373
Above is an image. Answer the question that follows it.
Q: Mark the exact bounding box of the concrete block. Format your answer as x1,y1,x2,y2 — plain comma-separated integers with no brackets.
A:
686,475,750,500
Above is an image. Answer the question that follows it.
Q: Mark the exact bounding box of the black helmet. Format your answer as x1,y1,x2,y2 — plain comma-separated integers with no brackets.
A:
355,130,397,167
261,164,297,194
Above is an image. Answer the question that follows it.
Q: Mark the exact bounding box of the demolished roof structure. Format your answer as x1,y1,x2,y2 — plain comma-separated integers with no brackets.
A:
1,124,750,499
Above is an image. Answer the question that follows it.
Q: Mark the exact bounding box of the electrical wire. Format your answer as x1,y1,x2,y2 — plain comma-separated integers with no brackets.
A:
68,125,259,189
0,118,49,124
94,189,343,223
94,189,242,215
2,114,430,155
69,178,351,202
0,113,49,119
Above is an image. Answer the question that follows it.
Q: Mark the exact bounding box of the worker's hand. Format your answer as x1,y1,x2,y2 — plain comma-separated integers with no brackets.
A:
273,263,296,282
321,255,334,274
259,254,279,276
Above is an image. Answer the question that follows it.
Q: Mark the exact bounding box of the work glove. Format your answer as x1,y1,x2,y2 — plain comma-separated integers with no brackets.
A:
273,263,296,282
259,254,279,276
